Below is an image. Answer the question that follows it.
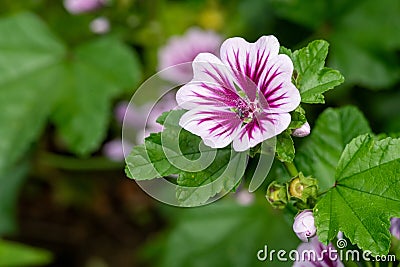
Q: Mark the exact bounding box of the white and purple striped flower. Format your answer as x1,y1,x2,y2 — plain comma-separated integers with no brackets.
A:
176,35,301,152
294,237,344,267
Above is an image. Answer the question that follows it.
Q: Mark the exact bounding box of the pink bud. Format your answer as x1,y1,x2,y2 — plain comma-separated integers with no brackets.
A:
293,210,316,242
292,122,311,137
90,17,110,34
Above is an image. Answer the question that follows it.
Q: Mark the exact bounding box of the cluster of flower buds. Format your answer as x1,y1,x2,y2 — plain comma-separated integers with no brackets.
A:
266,172,318,209
266,182,287,209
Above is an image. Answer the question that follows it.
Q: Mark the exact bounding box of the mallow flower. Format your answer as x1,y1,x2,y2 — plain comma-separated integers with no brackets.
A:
176,35,301,151
293,210,316,242
390,217,400,239
293,237,344,267
158,28,222,84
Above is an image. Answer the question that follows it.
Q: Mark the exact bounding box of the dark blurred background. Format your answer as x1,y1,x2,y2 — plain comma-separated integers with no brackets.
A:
0,0,399,266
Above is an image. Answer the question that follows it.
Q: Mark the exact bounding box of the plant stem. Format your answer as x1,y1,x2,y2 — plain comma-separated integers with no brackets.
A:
37,152,124,171
365,261,373,267
387,261,393,267
283,161,299,177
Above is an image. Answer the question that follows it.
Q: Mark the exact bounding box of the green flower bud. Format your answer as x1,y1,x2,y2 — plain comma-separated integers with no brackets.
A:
288,172,318,204
266,181,288,209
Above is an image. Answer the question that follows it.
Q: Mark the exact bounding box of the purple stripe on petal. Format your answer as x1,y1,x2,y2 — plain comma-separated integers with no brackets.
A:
260,68,282,96
225,50,258,102
196,110,242,137
192,82,239,107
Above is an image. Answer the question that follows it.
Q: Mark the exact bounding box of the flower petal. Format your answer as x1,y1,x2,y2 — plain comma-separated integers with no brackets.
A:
220,36,280,101
179,108,242,149
176,53,241,110
260,54,300,113
232,112,291,152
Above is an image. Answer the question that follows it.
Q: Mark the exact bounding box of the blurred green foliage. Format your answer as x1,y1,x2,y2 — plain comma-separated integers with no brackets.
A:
269,0,400,88
0,239,52,267
143,200,299,267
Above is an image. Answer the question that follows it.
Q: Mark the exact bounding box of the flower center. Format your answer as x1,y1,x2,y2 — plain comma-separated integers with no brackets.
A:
234,99,260,123
235,99,250,118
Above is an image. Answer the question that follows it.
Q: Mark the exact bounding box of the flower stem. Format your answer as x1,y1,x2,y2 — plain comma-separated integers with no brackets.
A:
37,152,124,171
365,262,373,267
283,161,299,177
387,261,393,267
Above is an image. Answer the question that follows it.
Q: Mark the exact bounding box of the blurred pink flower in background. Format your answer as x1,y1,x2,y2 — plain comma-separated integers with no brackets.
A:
102,139,132,162
90,17,110,34
158,28,222,84
391,217,400,239
235,190,254,206
103,93,177,161
64,0,106,14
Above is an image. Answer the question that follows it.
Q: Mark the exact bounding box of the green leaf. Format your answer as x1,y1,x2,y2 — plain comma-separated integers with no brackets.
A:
290,40,344,104
279,46,293,58
51,37,142,155
0,240,52,267
126,110,205,180
288,106,307,130
176,150,247,206
126,133,184,180
295,106,371,190
0,12,65,174
276,130,295,162
314,134,400,255
0,12,142,167
126,110,247,206
147,201,298,267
